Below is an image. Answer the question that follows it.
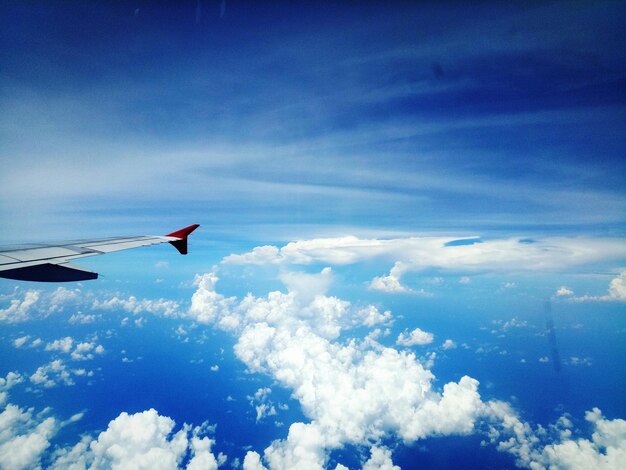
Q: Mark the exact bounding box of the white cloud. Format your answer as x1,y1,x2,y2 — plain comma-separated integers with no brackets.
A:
189,269,392,339
0,404,57,470
567,356,592,367
483,402,626,470
243,450,267,470
223,236,626,298
354,305,392,327
362,446,400,470
556,286,574,297
30,360,75,388
221,236,626,274
71,342,100,361
608,271,626,300
0,288,88,322
45,337,74,353
369,274,411,293
0,371,23,406
93,295,181,317
0,290,40,323
255,404,277,423
13,336,30,348
0,372,23,393
190,270,486,468
248,388,278,423
43,336,104,361
68,312,97,324
48,287,80,313
492,318,530,333
88,409,188,469
396,327,434,346
189,265,626,469
571,270,626,302
0,399,224,470
442,339,457,350
51,409,222,470
369,261,414,294
224,245,281,266
187,434,220,470
279,267,334,303
536,408,626,469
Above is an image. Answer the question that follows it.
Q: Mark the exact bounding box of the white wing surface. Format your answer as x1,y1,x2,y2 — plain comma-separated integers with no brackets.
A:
0,224,199,282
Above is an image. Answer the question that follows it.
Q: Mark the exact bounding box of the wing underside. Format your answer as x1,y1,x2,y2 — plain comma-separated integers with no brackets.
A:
0,225,199,282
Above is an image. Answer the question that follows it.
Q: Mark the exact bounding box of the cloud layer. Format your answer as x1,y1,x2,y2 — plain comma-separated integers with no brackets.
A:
223,236,626,293
188,266,626,469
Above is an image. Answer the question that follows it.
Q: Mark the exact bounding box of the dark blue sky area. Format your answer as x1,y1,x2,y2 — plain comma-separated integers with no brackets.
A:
1,1,625,238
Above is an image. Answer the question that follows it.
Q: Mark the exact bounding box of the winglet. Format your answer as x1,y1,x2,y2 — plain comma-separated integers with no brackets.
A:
165,224,200,255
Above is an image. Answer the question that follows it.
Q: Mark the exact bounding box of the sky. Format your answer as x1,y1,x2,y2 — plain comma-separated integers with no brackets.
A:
1,1,625,469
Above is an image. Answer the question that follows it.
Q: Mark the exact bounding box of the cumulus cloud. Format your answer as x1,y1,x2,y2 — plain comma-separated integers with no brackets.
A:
189,269,392,339
45,337,74,354
0,290,40,323
48,287,81,313
536,408,626,469
68,312,97,324
571,270,626,302
556,286,574,297
30,360,76,388
608,271,626,300
354,305,393,327
491,317,531,333
188,265,626,469
0,403,56,470
51,409,223,470
362,446,400,470
248,388,278,423
0,287,92,322
396,327,434,346
0,371,23,406
369,262,413,293
279,267,334,303
369,274,412,293
190,269,488,469
483,401,626,470
88,409,189,469
442,339,457,350
13,336,30,348
93,295,181,317
0,391,228,470
243,450,267,470
44,336,104,361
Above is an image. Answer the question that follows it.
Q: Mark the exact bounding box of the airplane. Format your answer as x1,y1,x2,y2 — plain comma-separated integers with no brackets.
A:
0,224,199,282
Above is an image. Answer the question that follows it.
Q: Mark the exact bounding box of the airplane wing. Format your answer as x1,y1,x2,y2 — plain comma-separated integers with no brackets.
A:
0,224,199,282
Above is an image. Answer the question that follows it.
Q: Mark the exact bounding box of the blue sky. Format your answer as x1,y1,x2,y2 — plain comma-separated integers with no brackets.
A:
1,2,625,469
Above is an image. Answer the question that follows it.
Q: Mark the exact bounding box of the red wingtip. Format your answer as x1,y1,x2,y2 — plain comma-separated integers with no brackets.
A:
166,224,200,239
165,224,200,255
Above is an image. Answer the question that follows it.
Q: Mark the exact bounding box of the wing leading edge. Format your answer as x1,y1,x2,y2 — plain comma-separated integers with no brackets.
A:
0,224,199,282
